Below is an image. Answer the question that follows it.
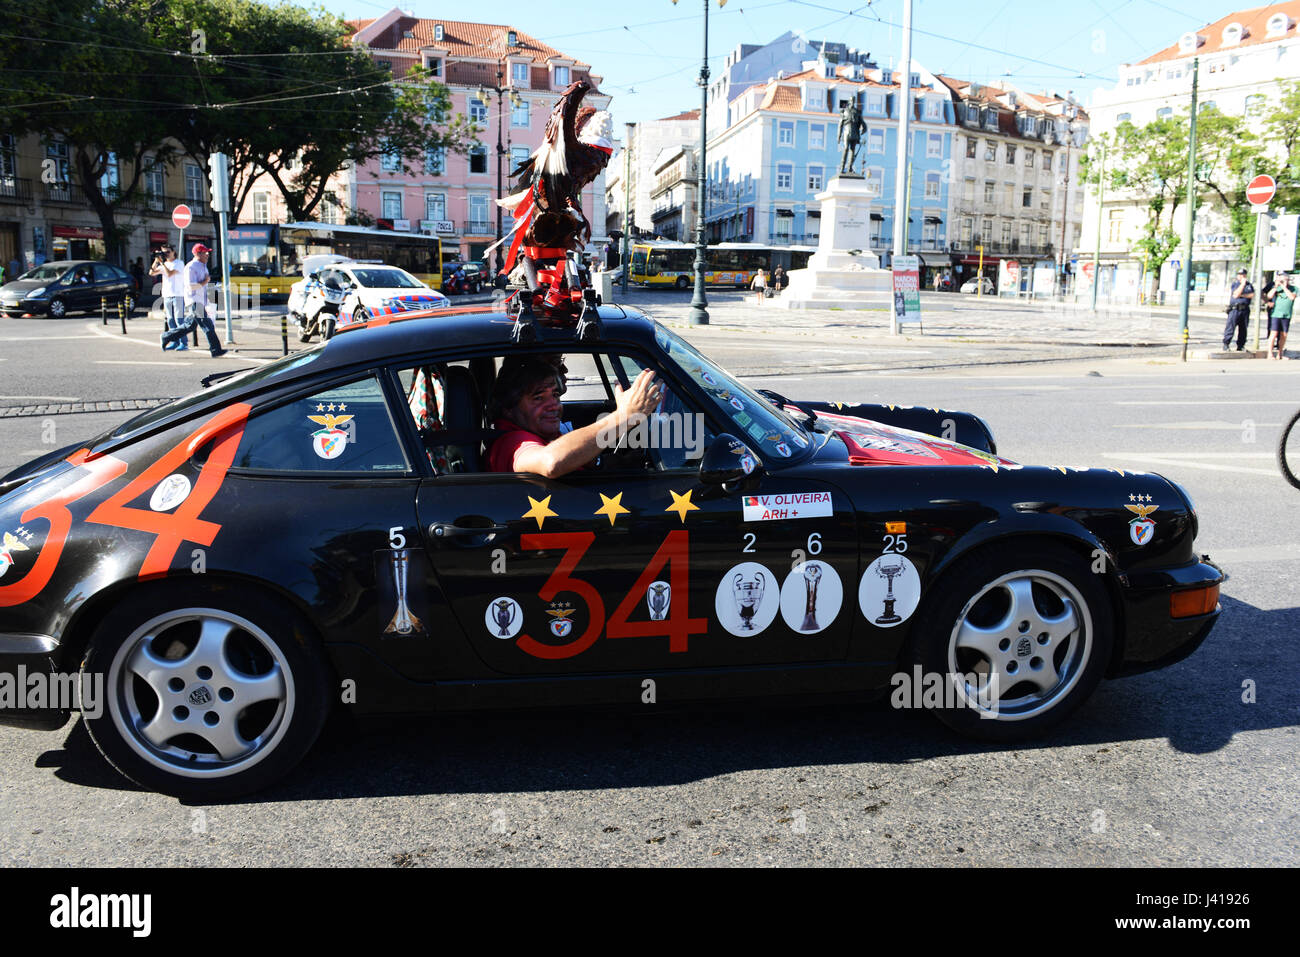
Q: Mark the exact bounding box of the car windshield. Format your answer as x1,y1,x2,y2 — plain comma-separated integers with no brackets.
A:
22,264,72,282
109,349,324,438
351,268,421,289
653,322,812,463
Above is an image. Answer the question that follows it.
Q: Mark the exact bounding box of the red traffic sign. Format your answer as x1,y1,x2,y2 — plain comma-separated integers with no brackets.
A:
171,204,193,229
1247,175,1276,207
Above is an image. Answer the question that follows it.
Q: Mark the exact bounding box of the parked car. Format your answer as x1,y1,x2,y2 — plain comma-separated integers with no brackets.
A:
960,277,995,295
0,260,136,318
0,301,1222,798
319,261,449,328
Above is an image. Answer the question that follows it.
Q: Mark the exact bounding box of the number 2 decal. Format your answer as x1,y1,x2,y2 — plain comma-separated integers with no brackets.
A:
515,530,707,659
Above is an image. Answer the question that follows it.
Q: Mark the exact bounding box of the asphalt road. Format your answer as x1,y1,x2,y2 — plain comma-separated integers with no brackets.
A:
0,307,1296,866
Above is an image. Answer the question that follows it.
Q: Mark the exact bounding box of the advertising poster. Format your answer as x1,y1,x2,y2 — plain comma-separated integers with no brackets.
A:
892,254,921,326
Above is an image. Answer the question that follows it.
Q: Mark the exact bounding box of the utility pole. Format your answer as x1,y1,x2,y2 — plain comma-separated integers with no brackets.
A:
1059,126,1071,296
621,123,633,296
1091,139,1106,311
1178,57,1199,362
687,0,712,325
890,0,914,336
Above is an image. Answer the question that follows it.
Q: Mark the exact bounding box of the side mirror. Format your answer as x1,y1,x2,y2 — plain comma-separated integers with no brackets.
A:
700,433,762,487
308,271,320,281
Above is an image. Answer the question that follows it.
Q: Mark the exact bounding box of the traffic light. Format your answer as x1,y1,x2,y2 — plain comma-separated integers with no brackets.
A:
1267,212,1281,248
207,152,229,214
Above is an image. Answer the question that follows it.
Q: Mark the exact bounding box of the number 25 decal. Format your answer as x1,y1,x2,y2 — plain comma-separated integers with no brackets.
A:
516,530,707,660
883,532,908,553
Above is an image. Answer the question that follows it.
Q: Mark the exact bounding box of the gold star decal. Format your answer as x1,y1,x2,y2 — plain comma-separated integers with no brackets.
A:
315,403,325,412
594,492,630,526
1051,465,1068,474
522,495,557,529
665,489,699,523
338,403,347,411
328,403,336,411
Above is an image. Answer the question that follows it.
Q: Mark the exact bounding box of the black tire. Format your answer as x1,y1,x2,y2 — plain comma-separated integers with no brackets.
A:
323,315,336,340
675,275,690,290
1279,407,1300,490
81,582,331,799
295,314,313,343
48,296,67,319
908,544,1113,741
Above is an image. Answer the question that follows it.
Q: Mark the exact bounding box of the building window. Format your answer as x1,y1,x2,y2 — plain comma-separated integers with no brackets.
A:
806,86,825,110
923,222,937,246
1245,94,1266,116
809,124,825,150
253,191,270,222
867,128,885,153
1005,144,1016,165
984,140,996,161
469,98,488,124
963,178,975,202
778,121,794,146
1106,209,1123,243
1042,151,1053,170
984,180,995,203
512,100,530,127
1003,183,1015,207
966,103,979,124
44,139,70,188
1001,221,1012,245
866,92,885,114
425,193,446,222
469,144,488,174
924,98,941,121
320,193,340,225
981,216,993,240
965,137,976,158
424,147,445,175
1116,112,1132,124
510,145,530,177
927,132,942,158
380,141,400,172
185,163,204,204
1039,223,1050,247
1199,100,1217,113
1024,148,1035,168
984,110,998,130
424,56,441,76
469,194,490,230
1267,12,1290,38
1019,223,1031,248
1156,107,1173,119
554,65,570,86
99,151,119,196
382,191,402,219
776,163,793,191
865,167,883,197
924,171,940,199
0,134,15,185
808,165,824,192
143,163,164,211
511,62,529,85
961,217,973,244
1022,187,1032,208
774,215,792,241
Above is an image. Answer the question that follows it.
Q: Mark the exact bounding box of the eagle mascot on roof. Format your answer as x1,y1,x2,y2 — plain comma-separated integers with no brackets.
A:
493,78,613,295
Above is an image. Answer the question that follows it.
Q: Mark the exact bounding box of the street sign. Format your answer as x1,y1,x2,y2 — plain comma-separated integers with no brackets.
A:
172,204,192,229
1247,174,1276,208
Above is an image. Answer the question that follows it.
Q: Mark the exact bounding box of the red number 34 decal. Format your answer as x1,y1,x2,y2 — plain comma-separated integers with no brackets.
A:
516,530,707,660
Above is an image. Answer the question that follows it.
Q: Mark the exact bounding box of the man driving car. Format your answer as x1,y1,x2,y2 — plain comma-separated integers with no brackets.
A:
487,356,661,478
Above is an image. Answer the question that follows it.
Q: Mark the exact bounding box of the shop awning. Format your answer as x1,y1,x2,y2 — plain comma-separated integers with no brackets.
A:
775,208,795,217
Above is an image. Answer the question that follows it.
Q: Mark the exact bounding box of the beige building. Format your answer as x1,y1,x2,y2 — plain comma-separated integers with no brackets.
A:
1078,1,1300,303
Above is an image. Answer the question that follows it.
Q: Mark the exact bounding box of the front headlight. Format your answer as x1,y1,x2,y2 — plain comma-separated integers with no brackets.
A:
28,287,46,298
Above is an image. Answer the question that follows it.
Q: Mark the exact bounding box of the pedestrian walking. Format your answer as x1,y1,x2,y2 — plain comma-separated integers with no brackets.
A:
129,257,145,303
1223,268,1254,352
772,265,786,293
150,245,188,350
1268,272,1295,360
751,267,768,304
5,256,20,283
161,243,226,357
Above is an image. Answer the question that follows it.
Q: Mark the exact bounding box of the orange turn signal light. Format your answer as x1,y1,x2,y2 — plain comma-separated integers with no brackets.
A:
885,521,907,534
1170,584,1219,619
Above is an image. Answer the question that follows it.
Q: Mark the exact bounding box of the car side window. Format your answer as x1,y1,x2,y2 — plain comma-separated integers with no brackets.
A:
598,351,718,470
231,375,410,474
93,264,118,283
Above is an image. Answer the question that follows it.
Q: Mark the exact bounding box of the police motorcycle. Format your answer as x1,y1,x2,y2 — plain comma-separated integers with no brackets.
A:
288,254,352,343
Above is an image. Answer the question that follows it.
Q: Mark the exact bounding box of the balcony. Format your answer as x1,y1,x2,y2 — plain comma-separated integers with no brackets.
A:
463,220,494,236
0,177,32,204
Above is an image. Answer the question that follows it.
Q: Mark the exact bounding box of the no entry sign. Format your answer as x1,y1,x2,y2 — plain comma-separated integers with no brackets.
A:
1247,175,1276,207
171,204,193,229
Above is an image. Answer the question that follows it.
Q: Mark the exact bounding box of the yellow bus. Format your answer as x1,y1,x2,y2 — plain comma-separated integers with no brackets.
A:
629,241,814,288
223,223,443,299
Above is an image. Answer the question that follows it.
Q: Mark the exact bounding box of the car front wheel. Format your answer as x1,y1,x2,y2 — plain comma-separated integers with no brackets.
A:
81,584,331,799
48,296,67,318
910,545,1112,740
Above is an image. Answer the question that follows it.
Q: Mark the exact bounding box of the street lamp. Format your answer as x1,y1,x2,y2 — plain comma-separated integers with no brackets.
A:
673,0,727,326
478,71,524,279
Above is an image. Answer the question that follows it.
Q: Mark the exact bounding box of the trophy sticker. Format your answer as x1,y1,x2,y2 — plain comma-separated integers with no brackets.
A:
149,473,192,512
485,596,523,639
646,580,671,620
779,560,843,635
858,554,921,629
383,549,424,636
714,561,779,636
546,601,575,637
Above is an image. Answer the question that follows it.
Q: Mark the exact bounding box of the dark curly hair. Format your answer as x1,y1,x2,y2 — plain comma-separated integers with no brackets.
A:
489,357,563,423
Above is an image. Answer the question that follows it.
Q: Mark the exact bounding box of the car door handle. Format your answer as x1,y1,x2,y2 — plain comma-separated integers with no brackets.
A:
429,521,509,539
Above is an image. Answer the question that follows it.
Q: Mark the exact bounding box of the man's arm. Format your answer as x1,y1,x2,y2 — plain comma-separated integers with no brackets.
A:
512,369,661,479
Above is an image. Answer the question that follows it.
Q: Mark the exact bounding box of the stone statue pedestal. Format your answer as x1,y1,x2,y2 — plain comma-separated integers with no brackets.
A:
771,175,892,311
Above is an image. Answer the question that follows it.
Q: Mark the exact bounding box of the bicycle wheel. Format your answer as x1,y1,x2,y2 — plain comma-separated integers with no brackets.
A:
1279,407,1300,489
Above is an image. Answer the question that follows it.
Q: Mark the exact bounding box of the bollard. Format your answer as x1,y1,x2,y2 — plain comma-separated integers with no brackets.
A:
118,299,126,334
280,313,288,356
1181,324,1190,363
100,296,107,325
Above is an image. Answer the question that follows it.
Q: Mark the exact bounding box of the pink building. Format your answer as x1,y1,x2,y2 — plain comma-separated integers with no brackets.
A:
337,9,611,267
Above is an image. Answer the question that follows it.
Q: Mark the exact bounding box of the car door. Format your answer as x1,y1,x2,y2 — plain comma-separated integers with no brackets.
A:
407,349,857,679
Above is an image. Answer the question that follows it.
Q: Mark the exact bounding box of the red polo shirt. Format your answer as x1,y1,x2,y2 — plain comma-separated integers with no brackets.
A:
487,417,546,473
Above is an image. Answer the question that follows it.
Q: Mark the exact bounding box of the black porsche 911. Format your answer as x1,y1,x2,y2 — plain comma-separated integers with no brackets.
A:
0,302,1222,798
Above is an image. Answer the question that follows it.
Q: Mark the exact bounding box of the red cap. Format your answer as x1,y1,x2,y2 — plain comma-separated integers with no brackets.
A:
192,243,211,255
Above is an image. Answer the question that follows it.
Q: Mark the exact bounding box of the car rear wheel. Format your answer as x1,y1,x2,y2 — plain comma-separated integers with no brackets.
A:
353,306,368,325
675,275,690,290
48,296,67,318
81,584,330,799
910,545,1112,740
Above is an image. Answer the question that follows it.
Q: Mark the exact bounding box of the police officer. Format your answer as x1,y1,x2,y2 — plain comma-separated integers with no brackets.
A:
1223,268,1253,352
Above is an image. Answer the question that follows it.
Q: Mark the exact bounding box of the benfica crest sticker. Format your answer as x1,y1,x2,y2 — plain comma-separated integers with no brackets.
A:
1125,498,1158,546
308,411,354,460
0,529,32,579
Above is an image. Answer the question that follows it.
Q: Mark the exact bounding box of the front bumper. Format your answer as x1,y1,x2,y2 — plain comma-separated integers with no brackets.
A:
1112,557,1225,677
0,297,49,315
0,633,71,730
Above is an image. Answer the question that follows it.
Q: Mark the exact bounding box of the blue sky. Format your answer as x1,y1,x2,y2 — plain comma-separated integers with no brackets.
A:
340,0,1270,123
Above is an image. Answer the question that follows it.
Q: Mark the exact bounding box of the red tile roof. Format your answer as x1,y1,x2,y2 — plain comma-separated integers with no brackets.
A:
657,109,700,122
345,16,591,71
1140,1,1300,64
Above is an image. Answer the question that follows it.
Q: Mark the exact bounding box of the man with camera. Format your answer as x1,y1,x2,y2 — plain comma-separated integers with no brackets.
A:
150,245,187,350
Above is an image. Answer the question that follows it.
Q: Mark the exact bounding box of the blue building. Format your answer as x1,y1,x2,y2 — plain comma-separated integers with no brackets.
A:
704,58,955,273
